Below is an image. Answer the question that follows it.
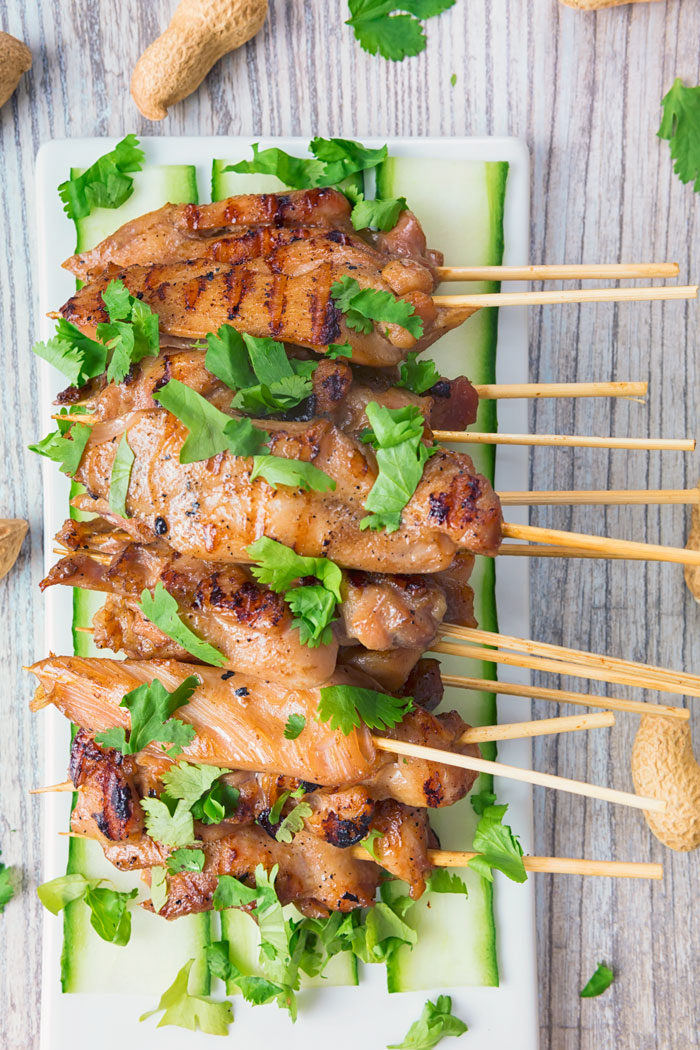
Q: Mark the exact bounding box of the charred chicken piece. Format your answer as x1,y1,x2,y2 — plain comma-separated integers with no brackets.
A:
72,412,502,573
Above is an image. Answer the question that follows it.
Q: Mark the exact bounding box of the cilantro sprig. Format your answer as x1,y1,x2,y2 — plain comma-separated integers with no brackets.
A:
346,1,456,62
140,956,233,1035
38,873,137,947
247,537,343,647
275,800,313,844
224,137,387,190
360,401,436,532
397,351,441,394
658,78,700,192
95,674,199,757
138,582,227,667
58,135,144,220
317,683,413,735
29,411,92,478
331,274,424,339
387,993,468,1048
468,803,527,884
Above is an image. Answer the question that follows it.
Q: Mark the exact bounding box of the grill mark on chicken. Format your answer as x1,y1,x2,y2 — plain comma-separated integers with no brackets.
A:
69,729,142,842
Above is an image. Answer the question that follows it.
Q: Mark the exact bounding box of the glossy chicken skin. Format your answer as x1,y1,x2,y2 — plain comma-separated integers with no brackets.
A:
73,411,502,573
59,256,469,368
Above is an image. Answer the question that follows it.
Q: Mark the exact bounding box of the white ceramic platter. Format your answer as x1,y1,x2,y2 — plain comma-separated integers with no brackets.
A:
35,135,536,1049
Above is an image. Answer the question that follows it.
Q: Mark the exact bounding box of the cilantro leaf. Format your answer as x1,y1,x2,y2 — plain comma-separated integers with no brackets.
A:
275,801,312,844
252,865,290,984
141,797,196,848
580,961,615,998
318,684,413,735
224,144,327,188
468,804,527,884
138,582,227,667
96,279,160,384
212,875,258,910
331,274,424,338
38,873,137,946
360,828,385,862
308,137,388,183
205,941,289,1009
167,848,206,875
0,859,14,912
247,537,342,648
204,324,255,390
424,870,468,896
387,993,468,1048
108,431,134,518
658,78,700,192
397,351,441,394
351,893,417,966
327,342,353,359
250,455,335,493
346,1,455,62
32,318,107,387
150,866,169,914
283,713,306,739
360,401,434,532
191,780,240,825
154,378,269,463
58,135,144,220
95,673,198,757
140,957,233,1035
348,192,408,231
28,419,92,477
161,761,229,806
469,789,497,816
266,787,303,828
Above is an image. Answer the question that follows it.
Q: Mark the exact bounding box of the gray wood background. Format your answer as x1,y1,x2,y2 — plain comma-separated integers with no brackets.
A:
1,1,699,1047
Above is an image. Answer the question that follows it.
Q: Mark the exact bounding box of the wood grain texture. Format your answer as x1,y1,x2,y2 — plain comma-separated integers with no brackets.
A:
0,1,699,1047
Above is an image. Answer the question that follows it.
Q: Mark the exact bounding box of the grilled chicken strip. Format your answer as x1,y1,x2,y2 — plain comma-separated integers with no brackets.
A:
59,256,471,368
31,656,479,803
72,412,502,573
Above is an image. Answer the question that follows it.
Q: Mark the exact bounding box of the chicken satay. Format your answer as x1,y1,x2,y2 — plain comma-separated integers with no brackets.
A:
62,188,358,282
59,258,469,368
73,412,502,573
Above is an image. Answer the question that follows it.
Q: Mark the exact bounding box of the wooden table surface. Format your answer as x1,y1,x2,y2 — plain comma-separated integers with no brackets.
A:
2,1,699,1047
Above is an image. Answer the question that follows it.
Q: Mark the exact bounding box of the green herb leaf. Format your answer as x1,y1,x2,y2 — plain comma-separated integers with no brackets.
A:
28,419,92,477
360,401,434,532
326,342,353,359
580,961,615,998
37,873,137,946
212,874,258,910
318,684,413,735
58,135,144,220
166,848,206,875
468,789,497,816
309,137,388,183
97,279,160,384
387,993,468,1048
205,941,289,1009
360,828,385,862
351,892,417,966
346,1,455,62
250,455,335,493
224,144,327,189
32,319,107,387
191,780,240,825
150,866,169,914
141,797,196,848
95,673,198,757
468,804,527,884
266,788,296,828
349,192,408,231
204,324,256,390
138,582,227,667
0,858,14,912
37,873,94,915
140,957,233,1035
275,801,312,844
161,761,229,806
450,73,457,86
283,713,306,739
425,869,468,896
284,584,338,646
108,431,134,517
154,378,269,463
658,78,700,191
397,351,441,394
331,274,424,338
252,864,290,985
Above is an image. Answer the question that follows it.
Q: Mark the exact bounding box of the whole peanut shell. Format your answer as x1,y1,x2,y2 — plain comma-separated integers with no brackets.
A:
0,519,28,580
131,0,268,121
631,715,700,851
0,32,32,109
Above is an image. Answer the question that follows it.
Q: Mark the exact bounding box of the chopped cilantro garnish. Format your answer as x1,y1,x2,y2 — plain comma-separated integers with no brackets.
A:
140,797,196,848
346,1,456,62
317,684,413,735
580,961,615,998
32,319,107,387
360,828,385,862
224,137,387,189
397,351,441,394
387,993,468,1048
154,378,269,463
345,186,408,231
140,957,233,1035
95,673,198,757
658,78,700,192
97,279,160,384
166,848,206,875
360,401,436,532
326,342,353,359
250,455,335,495
28,415,92,477
138,582,227,667
38,873,137,946
150,866,169,914
283,713,306,739
424,869,468,896
468,803,527,884
108,431,134,517
58,135,144,220
468,789,497,816
275,801,312,843
331,274,424,338
161,761,229,805
0,856,14,912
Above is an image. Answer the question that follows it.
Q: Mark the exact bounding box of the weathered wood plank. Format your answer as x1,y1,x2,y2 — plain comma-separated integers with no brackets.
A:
1,1,698,1047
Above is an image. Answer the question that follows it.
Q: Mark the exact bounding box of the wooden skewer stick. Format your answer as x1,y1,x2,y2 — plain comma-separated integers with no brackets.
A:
459,711,615,742
442,674,690,721
436,263,680,283
30,779,73,794
434,640,700,700
433,284,698,309
499,488,698,506
373,736,664,812
434,432,695,451
349,845,662,879
499,543,637,560
474,381,647,400
502,522,700,567
442,625,700,691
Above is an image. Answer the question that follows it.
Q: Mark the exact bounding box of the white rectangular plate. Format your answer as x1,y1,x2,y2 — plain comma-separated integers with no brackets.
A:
35,135,537,1050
